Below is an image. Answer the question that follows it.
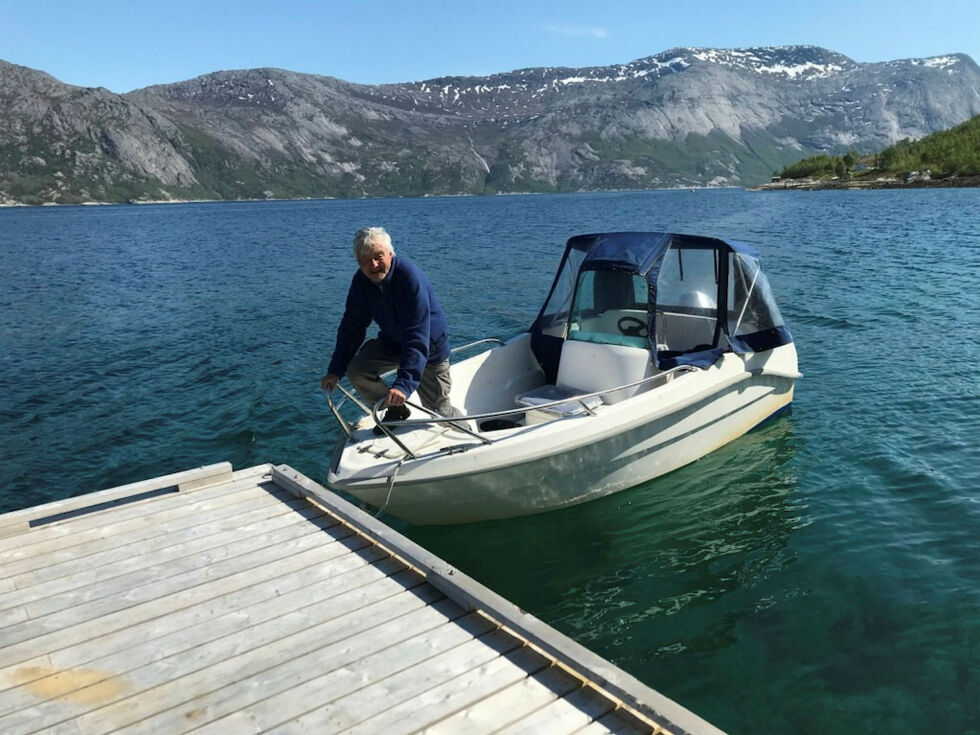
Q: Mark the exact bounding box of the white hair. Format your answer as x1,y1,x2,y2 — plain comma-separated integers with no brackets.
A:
353,226,395,260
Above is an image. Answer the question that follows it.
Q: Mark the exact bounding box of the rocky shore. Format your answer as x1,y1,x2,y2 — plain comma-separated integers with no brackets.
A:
752,174,980,191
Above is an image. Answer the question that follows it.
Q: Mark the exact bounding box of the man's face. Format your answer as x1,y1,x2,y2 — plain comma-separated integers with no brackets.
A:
357,244,393,282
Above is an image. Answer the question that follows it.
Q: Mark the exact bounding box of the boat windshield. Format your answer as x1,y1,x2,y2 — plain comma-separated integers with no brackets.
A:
531,232,793,380
567,269,649,348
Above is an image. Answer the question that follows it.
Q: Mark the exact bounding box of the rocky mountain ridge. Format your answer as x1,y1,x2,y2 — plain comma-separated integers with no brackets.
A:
2,46,979,204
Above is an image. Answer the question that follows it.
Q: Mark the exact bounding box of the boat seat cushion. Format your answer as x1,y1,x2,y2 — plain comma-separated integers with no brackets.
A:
515,340,655,413
555,339,654,404
514,384,602,416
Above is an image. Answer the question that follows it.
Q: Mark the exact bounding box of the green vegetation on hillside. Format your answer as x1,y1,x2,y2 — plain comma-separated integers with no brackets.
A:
0,130,167,205
779,151,859,180
777,115,980,182
876,115,980,174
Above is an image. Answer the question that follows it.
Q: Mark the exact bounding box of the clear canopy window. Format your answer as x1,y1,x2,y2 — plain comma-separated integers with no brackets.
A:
728,251,787,342
656,247,719,312
567,269,648,347
655,246,721,354
535,244,589,340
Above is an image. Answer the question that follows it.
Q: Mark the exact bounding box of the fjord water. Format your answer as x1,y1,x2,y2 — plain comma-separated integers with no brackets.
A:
1,189,977,733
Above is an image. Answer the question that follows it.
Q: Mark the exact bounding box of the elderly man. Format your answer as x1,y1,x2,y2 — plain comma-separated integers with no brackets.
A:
321,227,462,430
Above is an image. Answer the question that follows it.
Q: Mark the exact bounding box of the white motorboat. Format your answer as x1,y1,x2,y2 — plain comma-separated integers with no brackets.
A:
325,231,801,525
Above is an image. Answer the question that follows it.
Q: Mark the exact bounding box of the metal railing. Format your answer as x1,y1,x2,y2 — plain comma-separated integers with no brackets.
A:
324,353,698,461
449,337,506,356
324,338,506,457
326,338,506,417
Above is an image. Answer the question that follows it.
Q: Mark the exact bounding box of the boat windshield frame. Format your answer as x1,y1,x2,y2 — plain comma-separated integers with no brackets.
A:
530,232,794,376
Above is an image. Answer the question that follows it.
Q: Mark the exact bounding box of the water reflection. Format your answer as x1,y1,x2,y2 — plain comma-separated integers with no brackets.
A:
407,415,803,667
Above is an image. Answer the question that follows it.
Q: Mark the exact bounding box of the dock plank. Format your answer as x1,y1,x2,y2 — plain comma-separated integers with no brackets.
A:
0,483,285,567
419,664,584,734
0,502,329,623
4,506,333,624
280,628,524,733
494,684,618,734
0,548,400,701
337,644,552,735
0,521,351,650
0,481,288,580
0,575,443,734
0,533,367,670
68,599,468,735
185,609,496,735
0,469,265,554
0,554,409,711
0,488,314,593
0,463,246,538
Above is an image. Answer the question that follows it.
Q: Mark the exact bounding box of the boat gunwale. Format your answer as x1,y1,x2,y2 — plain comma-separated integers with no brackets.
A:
328,373,796,523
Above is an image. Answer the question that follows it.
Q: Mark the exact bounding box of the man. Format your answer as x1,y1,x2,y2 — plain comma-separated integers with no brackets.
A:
321,227,462,431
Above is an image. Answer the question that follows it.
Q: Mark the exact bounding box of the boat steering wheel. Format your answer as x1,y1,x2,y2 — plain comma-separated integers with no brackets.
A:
617,316,648,338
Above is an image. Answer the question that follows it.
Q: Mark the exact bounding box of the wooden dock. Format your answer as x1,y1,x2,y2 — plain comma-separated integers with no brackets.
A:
0,462,723,734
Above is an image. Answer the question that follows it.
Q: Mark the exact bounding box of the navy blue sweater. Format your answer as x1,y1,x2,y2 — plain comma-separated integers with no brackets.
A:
327,256,450,398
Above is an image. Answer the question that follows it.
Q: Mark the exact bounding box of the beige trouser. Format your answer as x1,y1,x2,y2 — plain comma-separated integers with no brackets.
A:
346,338,462,417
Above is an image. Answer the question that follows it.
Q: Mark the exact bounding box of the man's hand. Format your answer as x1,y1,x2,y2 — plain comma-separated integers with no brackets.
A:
386,388,407,407
321,374,339,392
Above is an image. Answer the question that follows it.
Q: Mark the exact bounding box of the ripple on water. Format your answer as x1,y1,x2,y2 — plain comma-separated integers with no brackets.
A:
2,191,978,734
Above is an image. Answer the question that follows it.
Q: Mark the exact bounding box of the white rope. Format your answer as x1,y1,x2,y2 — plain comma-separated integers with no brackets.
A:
376,458,405,518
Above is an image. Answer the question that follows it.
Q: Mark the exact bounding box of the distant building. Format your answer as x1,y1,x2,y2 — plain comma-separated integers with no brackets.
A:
904,169,932,182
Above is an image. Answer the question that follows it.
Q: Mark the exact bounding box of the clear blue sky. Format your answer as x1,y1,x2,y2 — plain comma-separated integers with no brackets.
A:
2,0,978,93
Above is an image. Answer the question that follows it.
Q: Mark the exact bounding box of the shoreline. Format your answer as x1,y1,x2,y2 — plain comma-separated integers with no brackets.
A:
752,174,980,191
0,186,717,209
4,178,978,208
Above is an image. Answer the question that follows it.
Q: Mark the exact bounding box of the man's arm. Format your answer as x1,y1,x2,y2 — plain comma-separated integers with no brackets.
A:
323,276,372,387
390,268,432,399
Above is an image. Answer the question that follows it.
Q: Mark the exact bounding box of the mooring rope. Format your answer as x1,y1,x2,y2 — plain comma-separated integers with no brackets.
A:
376,458,406,518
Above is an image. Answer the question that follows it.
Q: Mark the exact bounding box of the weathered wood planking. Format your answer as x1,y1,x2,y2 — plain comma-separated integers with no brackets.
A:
0,463,724,735
0,463,236,540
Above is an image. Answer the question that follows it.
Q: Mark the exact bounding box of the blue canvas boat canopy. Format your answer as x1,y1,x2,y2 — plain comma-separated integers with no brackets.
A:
530,232,793,382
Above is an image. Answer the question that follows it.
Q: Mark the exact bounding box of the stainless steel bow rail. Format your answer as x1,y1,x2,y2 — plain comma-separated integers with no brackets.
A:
324,337,698,461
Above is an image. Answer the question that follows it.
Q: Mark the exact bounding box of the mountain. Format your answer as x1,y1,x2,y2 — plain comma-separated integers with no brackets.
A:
2,46,980,204
0,60,197,204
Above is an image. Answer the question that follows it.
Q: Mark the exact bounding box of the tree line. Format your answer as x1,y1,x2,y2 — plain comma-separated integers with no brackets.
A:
777,114,980,180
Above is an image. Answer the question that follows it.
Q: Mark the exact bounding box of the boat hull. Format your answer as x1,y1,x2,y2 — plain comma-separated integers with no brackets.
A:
327,344,798,524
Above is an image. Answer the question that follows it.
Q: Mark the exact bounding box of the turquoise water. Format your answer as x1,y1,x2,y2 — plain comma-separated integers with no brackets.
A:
1,189,978,733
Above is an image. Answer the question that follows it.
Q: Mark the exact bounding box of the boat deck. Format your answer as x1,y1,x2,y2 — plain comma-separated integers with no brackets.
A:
0,462,722,734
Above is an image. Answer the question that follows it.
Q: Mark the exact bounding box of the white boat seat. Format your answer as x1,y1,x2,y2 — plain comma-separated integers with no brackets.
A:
515,339,655,416
555,339,655,404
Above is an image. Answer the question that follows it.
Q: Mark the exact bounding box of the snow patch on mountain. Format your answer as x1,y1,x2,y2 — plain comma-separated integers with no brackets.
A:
686,46,853,79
